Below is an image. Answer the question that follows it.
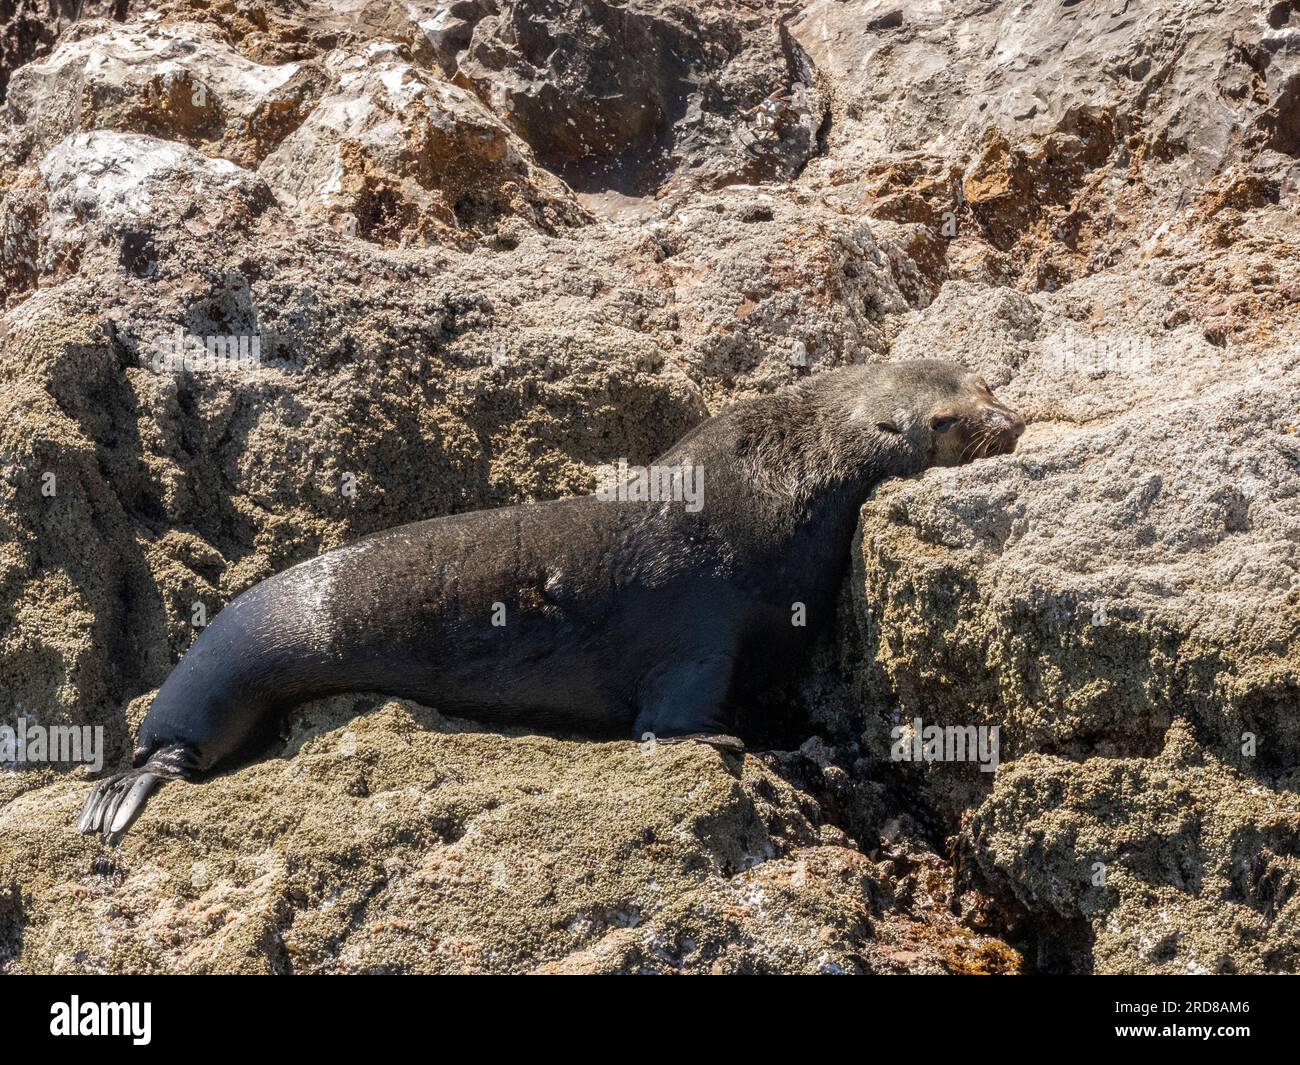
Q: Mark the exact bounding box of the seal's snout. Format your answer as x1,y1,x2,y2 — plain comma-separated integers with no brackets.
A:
925,371,1026,466
981,403,1025,442
961,399,1025,461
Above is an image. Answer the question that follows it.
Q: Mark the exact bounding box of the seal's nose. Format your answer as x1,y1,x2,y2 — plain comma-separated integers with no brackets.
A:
983,405,1025,437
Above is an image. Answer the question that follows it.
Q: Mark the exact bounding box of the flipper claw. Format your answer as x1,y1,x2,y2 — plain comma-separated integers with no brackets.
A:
78,768,166,840
110,774,160,835
77,745,193,841
99,779,128,840
76,783,104,834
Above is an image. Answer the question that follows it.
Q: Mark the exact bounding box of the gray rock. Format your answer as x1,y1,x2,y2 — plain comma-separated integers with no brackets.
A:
258,44,590,242
441,0,825,194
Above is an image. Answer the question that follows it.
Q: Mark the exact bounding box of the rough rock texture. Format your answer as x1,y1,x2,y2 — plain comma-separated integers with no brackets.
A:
259,46,590,243
2,18,321,171
2,0,1298,973
1,694,1018,973
0,0,124,103
803,0,1300,973
963,724,1300,975
439,0,825,194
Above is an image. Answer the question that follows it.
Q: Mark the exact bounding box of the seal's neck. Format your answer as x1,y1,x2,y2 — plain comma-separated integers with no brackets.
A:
733,391,908,516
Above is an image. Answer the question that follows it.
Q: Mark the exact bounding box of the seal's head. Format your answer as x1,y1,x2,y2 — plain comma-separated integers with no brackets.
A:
872,360,1025,467
706,358,1026,508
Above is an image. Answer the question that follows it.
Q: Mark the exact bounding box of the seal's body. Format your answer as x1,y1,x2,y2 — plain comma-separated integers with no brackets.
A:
80,360,1024,838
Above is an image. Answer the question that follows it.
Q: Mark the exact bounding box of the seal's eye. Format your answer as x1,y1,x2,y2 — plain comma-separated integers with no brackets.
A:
930,416,958,433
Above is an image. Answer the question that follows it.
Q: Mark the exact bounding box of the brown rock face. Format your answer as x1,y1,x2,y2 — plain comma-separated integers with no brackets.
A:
1,0,1298,974
0,695,1019,973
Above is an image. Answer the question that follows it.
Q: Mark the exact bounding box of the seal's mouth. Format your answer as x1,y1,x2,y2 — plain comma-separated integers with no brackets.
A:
962,404,1026,461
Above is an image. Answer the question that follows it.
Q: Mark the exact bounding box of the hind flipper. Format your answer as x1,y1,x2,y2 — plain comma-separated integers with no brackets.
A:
78,744,197,842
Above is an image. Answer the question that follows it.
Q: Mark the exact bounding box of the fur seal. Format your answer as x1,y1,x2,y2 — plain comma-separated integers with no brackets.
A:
79,359,1024,838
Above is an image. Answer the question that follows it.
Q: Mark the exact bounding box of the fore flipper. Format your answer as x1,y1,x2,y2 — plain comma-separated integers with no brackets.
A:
654,732,746,752
78,744,198,842
633,654,742,746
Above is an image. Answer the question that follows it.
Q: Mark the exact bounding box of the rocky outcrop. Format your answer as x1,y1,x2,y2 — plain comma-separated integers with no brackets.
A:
438,0,825,194
1,0,1298,974
1,18,588,244
2,19,323,170
0,0,125,102
964,730,1300,975
793,0,1300,292
805,0,1300,973
854,363,1300,971
0,694,1019,973
258,47,589,243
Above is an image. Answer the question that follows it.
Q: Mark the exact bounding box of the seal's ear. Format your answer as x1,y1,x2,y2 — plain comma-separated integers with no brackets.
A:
854,403,916,438
874,408,915,435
